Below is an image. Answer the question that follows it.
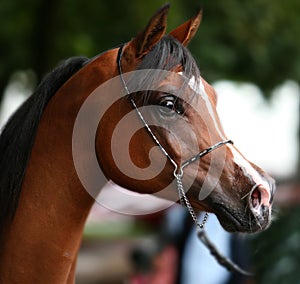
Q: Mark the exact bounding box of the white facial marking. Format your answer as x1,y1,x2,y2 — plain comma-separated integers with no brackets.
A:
187,75,225,139
177,72,272,205
228,144,271,195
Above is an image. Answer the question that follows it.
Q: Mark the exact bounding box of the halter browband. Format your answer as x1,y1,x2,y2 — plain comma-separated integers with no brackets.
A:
117,44,233,229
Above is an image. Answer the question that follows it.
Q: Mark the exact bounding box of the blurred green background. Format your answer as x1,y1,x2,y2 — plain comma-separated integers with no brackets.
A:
1,0,299,95
1,0,300,283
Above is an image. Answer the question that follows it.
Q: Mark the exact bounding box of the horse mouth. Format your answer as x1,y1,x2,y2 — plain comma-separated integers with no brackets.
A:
213,203,271,233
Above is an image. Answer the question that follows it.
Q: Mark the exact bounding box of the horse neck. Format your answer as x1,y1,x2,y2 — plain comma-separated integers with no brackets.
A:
0,49,119,283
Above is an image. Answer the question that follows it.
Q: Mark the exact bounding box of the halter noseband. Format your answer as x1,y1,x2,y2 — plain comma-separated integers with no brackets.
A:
117,44,233,229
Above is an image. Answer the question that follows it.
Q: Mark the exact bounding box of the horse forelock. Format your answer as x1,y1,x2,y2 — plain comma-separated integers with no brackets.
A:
133,35,201,104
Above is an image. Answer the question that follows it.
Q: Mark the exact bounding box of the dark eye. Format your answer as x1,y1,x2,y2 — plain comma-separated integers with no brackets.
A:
159,96,176,116
158,95,183,116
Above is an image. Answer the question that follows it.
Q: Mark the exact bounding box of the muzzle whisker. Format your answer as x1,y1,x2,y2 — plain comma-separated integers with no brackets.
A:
253,214,262,230
243,204,249,218
248,212,253,233
241,191,251,200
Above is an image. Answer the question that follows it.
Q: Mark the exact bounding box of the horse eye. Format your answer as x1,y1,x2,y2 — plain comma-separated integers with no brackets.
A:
158,96,182,116
161,100,174,109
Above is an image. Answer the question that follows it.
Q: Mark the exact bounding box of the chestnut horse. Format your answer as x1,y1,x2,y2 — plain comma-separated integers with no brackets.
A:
0,5,274,283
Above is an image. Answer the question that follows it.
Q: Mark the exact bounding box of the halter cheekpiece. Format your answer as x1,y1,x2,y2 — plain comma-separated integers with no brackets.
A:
117,44,233,230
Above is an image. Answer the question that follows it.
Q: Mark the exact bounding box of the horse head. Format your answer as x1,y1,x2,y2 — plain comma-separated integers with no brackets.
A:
91,5,275,233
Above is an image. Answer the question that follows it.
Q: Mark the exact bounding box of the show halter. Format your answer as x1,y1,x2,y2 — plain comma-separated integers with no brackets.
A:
116,44,233,229
116,44,253,276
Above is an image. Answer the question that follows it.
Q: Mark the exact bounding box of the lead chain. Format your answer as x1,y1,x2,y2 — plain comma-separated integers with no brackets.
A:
175,173,209,230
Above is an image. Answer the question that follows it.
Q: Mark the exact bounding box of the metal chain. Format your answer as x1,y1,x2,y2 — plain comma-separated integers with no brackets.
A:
116,44,231,231
175,173,208,230
117,44,251,277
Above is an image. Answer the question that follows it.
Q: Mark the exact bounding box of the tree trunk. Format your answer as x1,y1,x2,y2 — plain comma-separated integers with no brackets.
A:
30,0,61,82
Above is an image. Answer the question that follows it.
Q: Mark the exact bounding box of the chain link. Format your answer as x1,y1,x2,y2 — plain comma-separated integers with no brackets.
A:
117,44,252,277
117,44,232,231
175,173,208,230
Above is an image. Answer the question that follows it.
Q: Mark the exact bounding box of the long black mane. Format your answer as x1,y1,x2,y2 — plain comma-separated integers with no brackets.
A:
0,56,89,234
0,36,198,235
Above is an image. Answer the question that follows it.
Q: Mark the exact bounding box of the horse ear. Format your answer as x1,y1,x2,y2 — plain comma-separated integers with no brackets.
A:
169,9,203,46
123,4,169,60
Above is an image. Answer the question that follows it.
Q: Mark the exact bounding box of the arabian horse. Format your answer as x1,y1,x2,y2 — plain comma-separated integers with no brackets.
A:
0,5,275,283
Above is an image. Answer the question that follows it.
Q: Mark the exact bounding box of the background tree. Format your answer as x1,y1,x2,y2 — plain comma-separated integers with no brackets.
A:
1,0,299,93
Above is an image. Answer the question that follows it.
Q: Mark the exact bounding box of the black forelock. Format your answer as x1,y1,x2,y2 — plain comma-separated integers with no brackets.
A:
131,35,200,105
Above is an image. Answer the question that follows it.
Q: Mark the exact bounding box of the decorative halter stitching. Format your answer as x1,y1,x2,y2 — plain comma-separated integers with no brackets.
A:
117,44,233,230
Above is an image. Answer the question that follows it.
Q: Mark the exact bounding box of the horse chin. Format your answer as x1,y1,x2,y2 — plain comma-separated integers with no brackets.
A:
212,203,272,233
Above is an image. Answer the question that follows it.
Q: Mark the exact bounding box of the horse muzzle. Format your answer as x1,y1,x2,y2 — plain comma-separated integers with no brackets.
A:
212,178,275,233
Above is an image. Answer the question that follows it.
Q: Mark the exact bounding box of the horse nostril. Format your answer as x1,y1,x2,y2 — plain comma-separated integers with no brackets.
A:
251,187,261,209
249,184,271,209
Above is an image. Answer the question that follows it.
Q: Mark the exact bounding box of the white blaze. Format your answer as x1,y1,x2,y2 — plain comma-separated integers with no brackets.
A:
187,75,225,140
228,144,271,195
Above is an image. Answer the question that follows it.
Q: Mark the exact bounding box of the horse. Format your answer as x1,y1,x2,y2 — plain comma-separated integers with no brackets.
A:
0,4,275,283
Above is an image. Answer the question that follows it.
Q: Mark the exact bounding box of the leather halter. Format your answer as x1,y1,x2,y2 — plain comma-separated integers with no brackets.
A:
117,44,233,229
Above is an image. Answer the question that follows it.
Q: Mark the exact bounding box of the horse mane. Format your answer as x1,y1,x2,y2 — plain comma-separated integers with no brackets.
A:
0,36,197,235
0,56,89,234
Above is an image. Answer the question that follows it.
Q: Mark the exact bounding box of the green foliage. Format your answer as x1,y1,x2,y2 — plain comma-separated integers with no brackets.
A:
1,0,299,93
252,207,300,284
186,0,300,91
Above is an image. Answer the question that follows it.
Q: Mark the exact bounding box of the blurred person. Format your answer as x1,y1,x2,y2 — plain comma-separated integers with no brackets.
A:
129,205,252,284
